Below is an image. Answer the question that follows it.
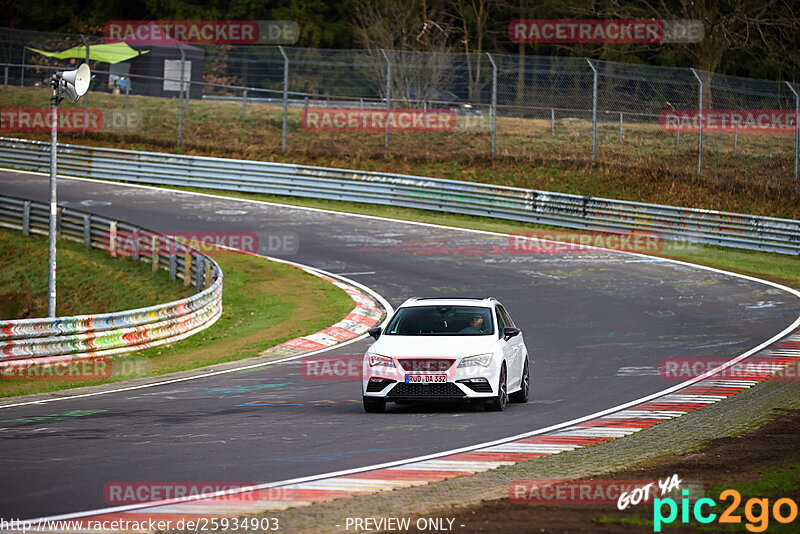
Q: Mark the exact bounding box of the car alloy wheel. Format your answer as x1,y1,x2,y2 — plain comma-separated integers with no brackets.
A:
487,364,508,411
510,359,529,403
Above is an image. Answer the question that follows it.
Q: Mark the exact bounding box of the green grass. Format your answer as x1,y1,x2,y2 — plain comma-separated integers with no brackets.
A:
0,232,355,398
0,227,193,318
707,464,800,501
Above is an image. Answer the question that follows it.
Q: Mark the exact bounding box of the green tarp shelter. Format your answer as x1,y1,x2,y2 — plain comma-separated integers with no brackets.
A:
26,43,148,64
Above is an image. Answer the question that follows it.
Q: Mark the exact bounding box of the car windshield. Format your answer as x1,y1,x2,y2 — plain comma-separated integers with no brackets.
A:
384,305,494,336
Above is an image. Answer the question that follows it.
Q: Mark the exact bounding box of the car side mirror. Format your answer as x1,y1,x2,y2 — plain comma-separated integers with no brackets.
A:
503,327,521,340
368,327,382,340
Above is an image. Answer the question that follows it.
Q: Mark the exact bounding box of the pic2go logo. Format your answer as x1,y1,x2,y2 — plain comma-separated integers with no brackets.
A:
653,489,799,532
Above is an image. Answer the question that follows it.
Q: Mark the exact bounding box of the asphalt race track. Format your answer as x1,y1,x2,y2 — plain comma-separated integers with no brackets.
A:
1,169,799,520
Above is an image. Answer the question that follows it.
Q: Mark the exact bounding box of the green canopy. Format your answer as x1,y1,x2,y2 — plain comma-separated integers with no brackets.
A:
26,43,148,64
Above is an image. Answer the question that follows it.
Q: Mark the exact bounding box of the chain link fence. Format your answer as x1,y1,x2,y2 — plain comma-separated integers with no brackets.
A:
1,26,798,197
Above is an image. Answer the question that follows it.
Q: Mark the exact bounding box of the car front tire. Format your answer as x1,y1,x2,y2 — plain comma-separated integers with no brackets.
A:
510,358,529,403
486,364,508,412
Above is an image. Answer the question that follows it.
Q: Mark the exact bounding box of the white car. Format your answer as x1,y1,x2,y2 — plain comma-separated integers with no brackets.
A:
362,297,530,413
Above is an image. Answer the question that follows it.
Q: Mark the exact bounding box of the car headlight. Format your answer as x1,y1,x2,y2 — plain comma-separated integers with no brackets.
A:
458,353,493,368
368,354,395,368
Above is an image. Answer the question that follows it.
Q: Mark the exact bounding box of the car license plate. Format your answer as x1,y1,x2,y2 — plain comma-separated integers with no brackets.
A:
405,373,447,384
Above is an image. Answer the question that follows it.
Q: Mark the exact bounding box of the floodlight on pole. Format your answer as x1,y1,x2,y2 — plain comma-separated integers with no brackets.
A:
47,63,90,317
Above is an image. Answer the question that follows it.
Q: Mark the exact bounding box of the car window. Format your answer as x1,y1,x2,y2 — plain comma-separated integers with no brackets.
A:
385,305,494,336
495,307,507,337
498,305,515,327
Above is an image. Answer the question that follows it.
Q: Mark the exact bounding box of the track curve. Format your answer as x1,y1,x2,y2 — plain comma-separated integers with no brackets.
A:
1,169,798,520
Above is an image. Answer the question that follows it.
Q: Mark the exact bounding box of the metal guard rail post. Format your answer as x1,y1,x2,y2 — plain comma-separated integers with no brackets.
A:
0,137,798,255
0,193,223,363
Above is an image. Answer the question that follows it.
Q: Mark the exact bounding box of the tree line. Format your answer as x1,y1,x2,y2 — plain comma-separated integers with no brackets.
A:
3,0,799,82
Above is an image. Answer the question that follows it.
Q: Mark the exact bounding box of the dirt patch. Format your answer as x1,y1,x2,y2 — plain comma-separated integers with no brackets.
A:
397,408,800,533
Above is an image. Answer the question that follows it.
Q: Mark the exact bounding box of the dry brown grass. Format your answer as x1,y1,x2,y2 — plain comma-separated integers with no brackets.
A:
4,86,798,219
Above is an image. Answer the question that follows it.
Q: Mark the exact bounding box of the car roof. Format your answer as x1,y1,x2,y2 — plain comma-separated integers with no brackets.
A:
399,297,497,308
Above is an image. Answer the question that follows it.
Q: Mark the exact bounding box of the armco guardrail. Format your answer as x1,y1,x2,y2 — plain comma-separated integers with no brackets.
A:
0,194,223,363
1,137,798,255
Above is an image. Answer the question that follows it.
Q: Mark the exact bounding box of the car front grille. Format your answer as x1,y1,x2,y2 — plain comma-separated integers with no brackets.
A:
388,382,466,398
397,359,454,372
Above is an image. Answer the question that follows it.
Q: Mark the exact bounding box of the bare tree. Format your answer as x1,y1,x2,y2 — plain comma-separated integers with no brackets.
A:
587,0,800,105
352,0,458,102
454,0,500,101
353,0,455,52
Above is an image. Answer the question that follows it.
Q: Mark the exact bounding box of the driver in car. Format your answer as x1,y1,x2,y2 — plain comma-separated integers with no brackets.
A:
460,314,485,334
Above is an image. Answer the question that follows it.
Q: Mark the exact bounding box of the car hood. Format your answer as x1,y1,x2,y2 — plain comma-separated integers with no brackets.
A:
369,335,497,358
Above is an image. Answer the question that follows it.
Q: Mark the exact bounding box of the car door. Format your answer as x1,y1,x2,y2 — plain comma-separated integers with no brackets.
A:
495,306,519,389
498,305,524,386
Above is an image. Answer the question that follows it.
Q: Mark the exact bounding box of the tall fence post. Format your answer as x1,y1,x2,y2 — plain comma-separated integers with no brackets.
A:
241,89,247,120
380,49,391,157
619,112,623,141
487,53,497,156
176,44,185,148
47,91,58,317
551,108,555,136
4,64,8,94
587,59,598,162
278,46,289,152
20,47,25,87
124,77,130,108
786,82,799,194
690,68,703,177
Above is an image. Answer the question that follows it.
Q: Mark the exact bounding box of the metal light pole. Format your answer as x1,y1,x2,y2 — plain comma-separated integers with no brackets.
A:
47,64,90,317
47,78,59,317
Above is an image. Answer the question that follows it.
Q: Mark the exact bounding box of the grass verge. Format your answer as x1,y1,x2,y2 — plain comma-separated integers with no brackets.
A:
0,227,193,319
0,235,354,398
